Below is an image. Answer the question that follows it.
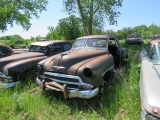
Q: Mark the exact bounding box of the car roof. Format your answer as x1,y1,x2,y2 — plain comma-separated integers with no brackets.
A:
76,35,116,40
150,39,160,44
0,44,13,49
30,40,69,46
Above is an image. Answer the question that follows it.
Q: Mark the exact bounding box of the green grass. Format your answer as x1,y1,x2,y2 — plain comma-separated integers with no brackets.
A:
0,40,148,120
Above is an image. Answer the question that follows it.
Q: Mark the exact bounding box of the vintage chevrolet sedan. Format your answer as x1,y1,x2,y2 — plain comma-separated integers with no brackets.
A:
0,40,72,88
140,39,160,120
36,35,128,99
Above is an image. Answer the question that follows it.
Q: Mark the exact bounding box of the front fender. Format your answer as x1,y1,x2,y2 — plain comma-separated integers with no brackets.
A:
76,54,114,87
3,56,47,78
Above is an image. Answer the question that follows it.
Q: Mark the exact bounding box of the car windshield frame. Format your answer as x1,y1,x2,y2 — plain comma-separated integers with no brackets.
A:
71,38,108,50
29,45,49,53
151,35,160,40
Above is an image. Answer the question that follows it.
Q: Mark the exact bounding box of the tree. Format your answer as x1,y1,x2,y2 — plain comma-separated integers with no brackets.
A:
148,24,160,35
63,0,123,35
106,29,116,36
47,15,82,40
0,0,48,31
10,34,24,44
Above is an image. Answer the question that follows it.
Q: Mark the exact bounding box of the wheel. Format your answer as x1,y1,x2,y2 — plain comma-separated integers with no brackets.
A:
20,69,37,86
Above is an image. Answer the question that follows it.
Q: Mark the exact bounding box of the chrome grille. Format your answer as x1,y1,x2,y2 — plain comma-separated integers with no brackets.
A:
43,72,93,90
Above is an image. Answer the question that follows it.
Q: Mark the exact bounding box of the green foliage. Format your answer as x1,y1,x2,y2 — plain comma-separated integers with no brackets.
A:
108,24,160,39
63,0,123,35
0,0,48,31
47,15,82,40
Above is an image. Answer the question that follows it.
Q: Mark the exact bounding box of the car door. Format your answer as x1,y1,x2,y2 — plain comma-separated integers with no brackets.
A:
110,38,125,61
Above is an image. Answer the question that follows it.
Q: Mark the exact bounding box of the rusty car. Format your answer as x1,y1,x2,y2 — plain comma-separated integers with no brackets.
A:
36,35,128,99
0,44,28,58
140,39,160,119
0,40,72,88
125,34,143,45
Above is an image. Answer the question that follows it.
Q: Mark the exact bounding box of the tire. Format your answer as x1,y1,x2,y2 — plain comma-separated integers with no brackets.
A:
20,69,37,86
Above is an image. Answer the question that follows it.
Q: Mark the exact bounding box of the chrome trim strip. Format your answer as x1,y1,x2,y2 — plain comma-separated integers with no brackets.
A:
0,82,18,88
43,72,93,88
101,65,114,76
153,64,160,79
43,76,93,87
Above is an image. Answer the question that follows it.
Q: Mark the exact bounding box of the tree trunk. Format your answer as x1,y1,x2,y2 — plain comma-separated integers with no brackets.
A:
76,0,88,35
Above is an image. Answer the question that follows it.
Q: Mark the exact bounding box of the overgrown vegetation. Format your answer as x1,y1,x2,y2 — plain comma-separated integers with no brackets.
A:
0,40,146,120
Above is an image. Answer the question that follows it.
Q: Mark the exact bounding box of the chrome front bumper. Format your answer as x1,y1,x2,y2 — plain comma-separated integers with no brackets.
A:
42,80,99,99
39,72,100,99
0,72,17,88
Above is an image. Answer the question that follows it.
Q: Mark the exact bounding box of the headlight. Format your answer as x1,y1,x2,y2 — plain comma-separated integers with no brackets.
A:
4,68,9,75
83,68,92,78
36,65,42,72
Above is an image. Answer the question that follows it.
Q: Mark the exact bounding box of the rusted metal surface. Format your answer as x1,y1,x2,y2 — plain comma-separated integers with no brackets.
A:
125,34,143,45
36,35,128,98
0,40,72,88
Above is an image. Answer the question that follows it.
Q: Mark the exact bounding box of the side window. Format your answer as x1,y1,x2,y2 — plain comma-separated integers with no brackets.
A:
109,38,120,47
63,43,72,51
51,44,63,54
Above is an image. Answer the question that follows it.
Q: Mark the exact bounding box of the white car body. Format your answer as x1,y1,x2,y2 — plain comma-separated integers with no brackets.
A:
140,39,160,120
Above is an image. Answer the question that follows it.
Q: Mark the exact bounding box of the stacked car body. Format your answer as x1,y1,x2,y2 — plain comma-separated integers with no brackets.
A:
0,40,72,88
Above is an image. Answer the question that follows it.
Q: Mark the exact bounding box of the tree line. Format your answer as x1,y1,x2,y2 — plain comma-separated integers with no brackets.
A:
46,15,160,40
1,0,160,43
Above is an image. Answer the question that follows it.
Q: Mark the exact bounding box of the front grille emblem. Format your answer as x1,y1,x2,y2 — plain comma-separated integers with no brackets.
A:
52,66,66,71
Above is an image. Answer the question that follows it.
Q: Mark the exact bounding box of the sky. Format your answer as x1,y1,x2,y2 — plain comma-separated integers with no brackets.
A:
0,0,160,39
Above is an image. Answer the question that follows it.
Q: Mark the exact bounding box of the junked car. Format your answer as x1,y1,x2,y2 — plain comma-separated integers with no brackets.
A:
125,34,143,45
150,34,160,41
0,40,72,88
36,35,128,99
0,44,28,58
140,39,160,119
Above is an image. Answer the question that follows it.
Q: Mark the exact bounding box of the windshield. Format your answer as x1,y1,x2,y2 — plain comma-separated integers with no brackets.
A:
128,34,141,38
72,38,107,49
29,45,48,53
151,43,160,62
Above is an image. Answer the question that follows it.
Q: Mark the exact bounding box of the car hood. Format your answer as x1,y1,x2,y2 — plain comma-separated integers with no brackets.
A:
0,52,46,71
43,49,108,74
141,60,160,113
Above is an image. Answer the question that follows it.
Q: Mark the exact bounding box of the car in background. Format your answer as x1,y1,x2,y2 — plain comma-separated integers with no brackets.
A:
140,39,160,120
0,40,72,88
36,35,128,99
150,34,160,41
0,44,28,58
125,34,143,45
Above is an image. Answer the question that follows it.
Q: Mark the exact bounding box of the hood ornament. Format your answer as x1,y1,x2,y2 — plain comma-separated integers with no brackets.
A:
53,66,66,71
